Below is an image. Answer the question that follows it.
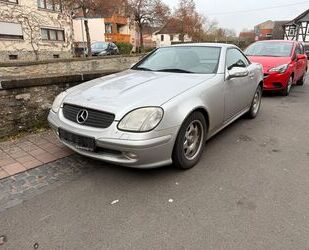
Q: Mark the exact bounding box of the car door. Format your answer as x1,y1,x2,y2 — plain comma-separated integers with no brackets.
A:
294,43,305,81
224,48,255,121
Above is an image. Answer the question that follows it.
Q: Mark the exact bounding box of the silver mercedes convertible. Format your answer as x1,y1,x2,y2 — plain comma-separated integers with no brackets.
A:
48,43,263,169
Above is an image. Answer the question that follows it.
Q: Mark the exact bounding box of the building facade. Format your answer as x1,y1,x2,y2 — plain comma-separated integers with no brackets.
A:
254,20,287,41
0,0,73,62
284,9,309,43
155,19,192,47
72,12,133,54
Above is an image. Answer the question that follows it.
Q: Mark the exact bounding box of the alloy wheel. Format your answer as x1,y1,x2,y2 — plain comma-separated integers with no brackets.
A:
183,120,204,161
287,77,293,94
252,87,262,115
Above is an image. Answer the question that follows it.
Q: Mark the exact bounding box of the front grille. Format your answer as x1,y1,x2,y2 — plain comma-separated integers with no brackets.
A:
62,104,115,128
273,82,283,88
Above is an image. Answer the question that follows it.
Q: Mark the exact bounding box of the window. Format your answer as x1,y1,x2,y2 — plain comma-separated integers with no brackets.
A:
289,27,296,36
91,42,109,50
299,43,305,54
245,41,293,57
37,0,61,11
133,46,222,74
0,0,18,3
161,35,164,41
9,55,18,60
226,48,249,70
53,54,59,58
170,35,173,41
0,22,23,39
105,23,112,34
295,44,302,55
41,28,65,41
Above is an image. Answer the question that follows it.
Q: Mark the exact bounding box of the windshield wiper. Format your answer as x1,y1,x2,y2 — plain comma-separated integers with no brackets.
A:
257,55,281,57
157,68,194,73
135,67,153,71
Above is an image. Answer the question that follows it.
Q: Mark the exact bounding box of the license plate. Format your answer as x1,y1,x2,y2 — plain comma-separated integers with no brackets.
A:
58,128,96,152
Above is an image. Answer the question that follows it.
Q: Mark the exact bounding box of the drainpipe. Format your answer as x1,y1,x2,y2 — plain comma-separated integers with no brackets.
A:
81,18,85,57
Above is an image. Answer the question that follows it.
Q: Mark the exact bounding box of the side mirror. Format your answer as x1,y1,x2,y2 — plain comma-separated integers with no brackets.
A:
297,54,306,60
227,67,249,80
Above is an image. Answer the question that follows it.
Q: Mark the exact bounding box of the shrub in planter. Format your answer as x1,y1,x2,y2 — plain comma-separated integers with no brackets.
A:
115,42,133,54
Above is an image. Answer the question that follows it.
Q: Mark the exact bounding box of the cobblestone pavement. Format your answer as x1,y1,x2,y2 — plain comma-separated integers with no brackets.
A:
0,155,96,213
0,130,73,180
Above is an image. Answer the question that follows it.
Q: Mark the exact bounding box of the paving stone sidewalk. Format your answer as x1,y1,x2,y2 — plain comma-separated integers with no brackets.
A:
0,130,73,180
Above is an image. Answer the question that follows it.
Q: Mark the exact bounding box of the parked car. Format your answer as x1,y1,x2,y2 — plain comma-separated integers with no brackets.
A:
88,42,119,56
245,40,307,96
49,44,263,169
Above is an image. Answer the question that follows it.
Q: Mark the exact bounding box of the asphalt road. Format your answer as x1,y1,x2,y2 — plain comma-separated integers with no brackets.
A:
1,81,309,249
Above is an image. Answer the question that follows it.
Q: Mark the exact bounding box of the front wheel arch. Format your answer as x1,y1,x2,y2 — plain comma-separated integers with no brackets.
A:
172,111,208,169
172,107,209,157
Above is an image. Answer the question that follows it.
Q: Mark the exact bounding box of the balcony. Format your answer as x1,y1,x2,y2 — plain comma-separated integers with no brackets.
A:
105,15,128,25
105,33,130,43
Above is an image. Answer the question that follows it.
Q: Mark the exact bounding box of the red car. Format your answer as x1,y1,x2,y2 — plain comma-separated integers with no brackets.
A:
245,40,307,96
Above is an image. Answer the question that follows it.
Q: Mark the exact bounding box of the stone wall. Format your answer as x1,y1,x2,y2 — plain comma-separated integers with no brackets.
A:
0,54,142,78
0,71,119,139
0,54,143,139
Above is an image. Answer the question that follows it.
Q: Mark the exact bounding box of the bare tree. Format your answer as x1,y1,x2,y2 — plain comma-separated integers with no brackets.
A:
59,0,98,56
173,0,205,42
203,17,218,34
127,0,170,51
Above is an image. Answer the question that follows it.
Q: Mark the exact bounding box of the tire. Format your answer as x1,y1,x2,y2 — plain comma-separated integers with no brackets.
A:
172,112,207,170
282,76,293,96
246,85,262,119
297,71,306,86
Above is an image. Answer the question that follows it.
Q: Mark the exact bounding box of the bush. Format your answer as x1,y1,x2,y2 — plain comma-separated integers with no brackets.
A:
143,47,156,53
115,42,133,54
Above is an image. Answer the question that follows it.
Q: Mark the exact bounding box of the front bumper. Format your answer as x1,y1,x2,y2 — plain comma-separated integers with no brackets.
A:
48,110,178,169
263,71,290,91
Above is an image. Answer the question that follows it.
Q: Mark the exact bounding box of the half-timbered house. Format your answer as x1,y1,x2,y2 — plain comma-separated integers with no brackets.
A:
284,9,309,43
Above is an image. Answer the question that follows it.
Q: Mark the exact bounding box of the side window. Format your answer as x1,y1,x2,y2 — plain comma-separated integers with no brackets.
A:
298,43,305,55
299,43,305,54
295,44,301,55
226,48,249,70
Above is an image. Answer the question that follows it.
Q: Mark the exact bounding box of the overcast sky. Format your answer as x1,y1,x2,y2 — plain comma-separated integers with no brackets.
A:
162,0,309,34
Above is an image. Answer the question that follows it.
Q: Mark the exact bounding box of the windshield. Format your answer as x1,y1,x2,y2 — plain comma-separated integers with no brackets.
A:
245,42,293,57
91,42,108,50
133,46,221,74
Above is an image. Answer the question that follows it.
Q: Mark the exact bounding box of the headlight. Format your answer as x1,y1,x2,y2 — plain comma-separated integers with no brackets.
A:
118,107,163,132
51,91,67,113
269,64,289,73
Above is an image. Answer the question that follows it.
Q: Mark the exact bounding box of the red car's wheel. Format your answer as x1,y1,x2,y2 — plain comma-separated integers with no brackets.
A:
282,76,293,96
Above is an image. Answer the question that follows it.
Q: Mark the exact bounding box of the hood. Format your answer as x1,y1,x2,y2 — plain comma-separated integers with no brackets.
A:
248,56,291,73
64,70,215,120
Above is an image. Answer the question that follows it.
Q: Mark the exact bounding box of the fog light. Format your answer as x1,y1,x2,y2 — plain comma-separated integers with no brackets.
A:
124,152,138,160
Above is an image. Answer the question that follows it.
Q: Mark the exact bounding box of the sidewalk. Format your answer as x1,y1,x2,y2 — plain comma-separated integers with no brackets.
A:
0,130,73,180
